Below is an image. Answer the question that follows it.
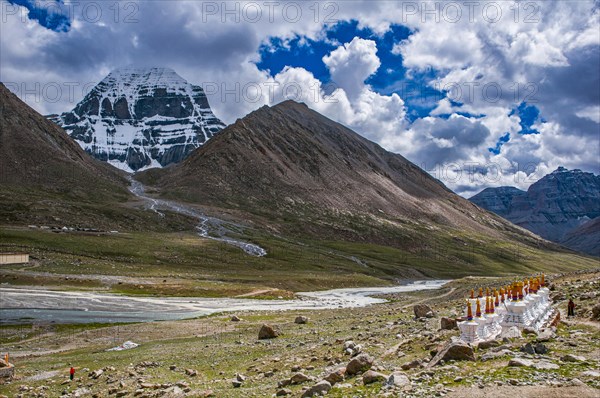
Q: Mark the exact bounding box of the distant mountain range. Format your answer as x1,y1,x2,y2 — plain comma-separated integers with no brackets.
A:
470,167,600,256
49,67,224,172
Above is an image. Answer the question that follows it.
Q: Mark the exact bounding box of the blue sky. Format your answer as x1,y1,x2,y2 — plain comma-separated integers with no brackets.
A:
7,0,70,31
257,20,445,121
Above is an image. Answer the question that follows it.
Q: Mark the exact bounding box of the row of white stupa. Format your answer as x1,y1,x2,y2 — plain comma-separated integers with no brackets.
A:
458,276,555,344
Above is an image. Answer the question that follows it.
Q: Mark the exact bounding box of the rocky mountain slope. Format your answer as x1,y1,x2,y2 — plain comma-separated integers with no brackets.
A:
49,67,225,171
0,82,127,197
558,217,600,257
138,100,571,267
0,83,192,231
470,167,600,256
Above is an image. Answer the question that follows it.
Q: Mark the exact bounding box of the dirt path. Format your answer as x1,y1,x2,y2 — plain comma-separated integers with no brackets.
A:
446,385,600,398
401,287,457,309
558,308,600,330
235,288,277,297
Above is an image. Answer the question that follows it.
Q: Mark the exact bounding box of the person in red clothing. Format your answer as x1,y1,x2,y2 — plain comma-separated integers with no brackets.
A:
568,299,576,317
69,366,75,381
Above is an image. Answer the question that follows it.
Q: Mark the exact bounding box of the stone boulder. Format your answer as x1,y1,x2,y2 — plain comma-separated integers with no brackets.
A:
400,359,421,370
324,367,345,385
414,304,435,318
520,342,535,355
294,316,309,324
290,373,311,384
478,339,501,350
561,354,586,362
591,303,600,320
89,369,104,379
163,386,185,397
258,324,279,339
508,358,533,367
440,317,457,330
536,328,555,342
427,341,475,368
362,370,387,385
301,380,331,397
345,353,374,375
386,371,410,388
533,360,560,370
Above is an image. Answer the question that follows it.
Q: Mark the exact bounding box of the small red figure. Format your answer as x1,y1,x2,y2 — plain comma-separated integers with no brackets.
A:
70,367,75,381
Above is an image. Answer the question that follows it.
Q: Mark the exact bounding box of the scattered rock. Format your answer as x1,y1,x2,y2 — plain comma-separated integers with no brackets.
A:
561,354,586,362
440,317,457,330
362,370,387,385
414,304,435,319
523,327,537,335
72,388,90,397
581,370,600,378
481,349,512,361
89,369,103,379
520,342,535,355
231,315,241,322
294,316,309,324
301,380,331,397
400,359,421,370
290,373,311,384
570,378,585,387
385,371,410,388
140,382,160,389
184,369,198,377
258,324,279,339
534,342,548,354
533,360,560,370
342,340,362,357
163,386,184,397
427,341,475,368
345,353,374,375
478,339,501,350
536,328,555,342
324,368,345,385
276,388,292,396
508,358,533,367
591,303,600,320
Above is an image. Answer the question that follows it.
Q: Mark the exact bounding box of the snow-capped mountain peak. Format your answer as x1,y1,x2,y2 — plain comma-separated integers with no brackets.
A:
49,66,225,172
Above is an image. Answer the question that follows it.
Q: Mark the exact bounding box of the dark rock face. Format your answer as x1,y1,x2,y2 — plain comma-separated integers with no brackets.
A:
470,167,600,256
469,186,526,217
49,67,225,171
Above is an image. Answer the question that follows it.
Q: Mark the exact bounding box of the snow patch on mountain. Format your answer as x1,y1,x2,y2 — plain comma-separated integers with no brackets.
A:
49,67,225,172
